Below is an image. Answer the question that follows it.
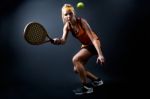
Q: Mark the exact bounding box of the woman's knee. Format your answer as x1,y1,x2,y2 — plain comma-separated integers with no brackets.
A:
73,65,84,73
73,66,78,73
72,56,80,65
72,55,86,72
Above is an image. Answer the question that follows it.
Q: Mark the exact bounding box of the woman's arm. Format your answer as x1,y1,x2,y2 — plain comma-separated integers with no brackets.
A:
81,19,105,64
53,22,70,45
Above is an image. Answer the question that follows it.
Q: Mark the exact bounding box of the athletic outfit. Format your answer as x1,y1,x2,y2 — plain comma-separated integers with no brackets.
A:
70,17,103,95
70,17,97,54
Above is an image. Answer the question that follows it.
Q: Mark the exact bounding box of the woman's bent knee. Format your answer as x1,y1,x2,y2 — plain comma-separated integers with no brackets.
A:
73,66,78,73
72,56,78,64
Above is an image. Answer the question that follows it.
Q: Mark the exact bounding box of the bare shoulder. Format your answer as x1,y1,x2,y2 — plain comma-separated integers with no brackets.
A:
80,18,88,24
80,18,91,28
80,18,92,31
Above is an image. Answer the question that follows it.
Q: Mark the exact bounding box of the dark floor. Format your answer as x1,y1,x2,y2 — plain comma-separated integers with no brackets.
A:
1,80,133,99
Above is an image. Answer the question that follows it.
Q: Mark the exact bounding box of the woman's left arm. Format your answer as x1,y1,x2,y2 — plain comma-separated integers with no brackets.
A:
81,19,105,64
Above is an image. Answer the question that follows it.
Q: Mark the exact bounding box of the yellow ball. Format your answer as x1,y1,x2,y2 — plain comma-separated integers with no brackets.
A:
77,2,85,9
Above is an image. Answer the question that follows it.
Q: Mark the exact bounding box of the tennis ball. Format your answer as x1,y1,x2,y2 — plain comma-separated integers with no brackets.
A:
77,2,85,9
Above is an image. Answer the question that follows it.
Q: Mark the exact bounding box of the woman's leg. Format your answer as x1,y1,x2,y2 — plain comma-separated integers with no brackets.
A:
72,48,98,84
86,71,98,81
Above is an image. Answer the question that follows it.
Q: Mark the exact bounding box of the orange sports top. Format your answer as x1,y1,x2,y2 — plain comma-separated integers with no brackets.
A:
70,18,92,45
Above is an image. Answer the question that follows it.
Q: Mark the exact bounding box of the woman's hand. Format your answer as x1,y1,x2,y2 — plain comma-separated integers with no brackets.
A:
96,55,105,65
53,38,61,45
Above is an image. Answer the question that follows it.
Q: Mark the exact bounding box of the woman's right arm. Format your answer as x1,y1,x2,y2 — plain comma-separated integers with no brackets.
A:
53,22,69,45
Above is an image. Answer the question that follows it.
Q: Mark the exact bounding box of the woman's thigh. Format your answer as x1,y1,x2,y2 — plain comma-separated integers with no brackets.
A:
73,48,94,65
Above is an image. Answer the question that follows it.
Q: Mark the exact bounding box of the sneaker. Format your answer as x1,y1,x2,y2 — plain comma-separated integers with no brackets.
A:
73,85,93,95
91,78,104,87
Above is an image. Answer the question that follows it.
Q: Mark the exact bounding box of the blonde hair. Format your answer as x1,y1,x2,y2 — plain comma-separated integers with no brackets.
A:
61,4,76,23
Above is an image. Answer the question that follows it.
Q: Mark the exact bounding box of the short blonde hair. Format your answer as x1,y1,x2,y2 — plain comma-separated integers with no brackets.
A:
61,4,76,23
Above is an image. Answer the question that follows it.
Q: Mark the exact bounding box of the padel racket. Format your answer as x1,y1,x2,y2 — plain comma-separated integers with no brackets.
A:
24,22,54,45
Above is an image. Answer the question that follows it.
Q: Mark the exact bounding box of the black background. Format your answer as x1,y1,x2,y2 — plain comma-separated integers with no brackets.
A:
0,0,149,99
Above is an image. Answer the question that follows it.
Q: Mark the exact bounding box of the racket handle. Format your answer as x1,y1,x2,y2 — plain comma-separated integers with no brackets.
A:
47,35,54,44
49,38,54,44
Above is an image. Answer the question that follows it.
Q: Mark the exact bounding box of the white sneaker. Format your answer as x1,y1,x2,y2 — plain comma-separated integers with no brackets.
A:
73,85,93,95
91,78,104,87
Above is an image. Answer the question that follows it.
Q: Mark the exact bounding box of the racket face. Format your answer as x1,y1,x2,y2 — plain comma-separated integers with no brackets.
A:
24,22,48,45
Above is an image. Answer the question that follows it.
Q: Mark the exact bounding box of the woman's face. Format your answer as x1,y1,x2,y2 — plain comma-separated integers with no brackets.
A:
63,10,74,22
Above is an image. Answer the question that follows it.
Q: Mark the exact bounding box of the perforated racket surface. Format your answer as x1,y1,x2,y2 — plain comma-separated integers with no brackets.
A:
24,22,54,45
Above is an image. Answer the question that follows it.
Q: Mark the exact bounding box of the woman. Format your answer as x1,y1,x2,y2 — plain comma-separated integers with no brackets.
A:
53,4,105,95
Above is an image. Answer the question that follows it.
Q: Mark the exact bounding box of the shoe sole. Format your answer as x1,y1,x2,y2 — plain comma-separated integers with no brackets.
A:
73,89,93,95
